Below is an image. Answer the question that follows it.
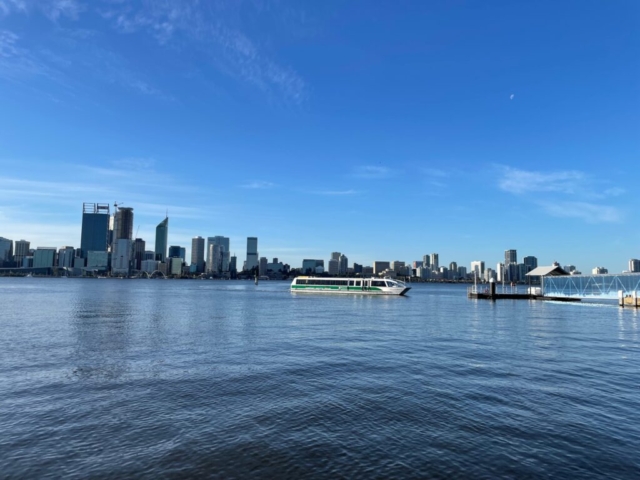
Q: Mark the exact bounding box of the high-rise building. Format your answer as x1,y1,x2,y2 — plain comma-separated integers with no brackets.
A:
57,246,75,268
80,203,110,258
207,236,231,274
191,236,205,273
302,259,324,274
373,261,390,275
230,255,237,276
457,266,467,279
505,249,517,266
133,238,146,270
259,257,268,276
353,263,363,274
207,243,223,274
390,261,405,271
111,207,134,274
423,255,431,269
523,256,538,272
629,259,640,273
470,261,485,278
0,237,13,265
331,252,341,262
14,240,30,266
430,253,439,271
245,237,258,271
339,254,348,275
144,251,155,261
33,247,56,268
168,246,185,262
328,259,339,275
496,263,505,282
155,216,168,262
592,267,608,275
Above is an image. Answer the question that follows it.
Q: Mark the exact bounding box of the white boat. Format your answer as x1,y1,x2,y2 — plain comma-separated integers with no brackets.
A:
290,276,410,296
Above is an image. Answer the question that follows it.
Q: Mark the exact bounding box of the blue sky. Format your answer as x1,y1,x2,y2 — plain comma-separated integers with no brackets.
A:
0,0,638,272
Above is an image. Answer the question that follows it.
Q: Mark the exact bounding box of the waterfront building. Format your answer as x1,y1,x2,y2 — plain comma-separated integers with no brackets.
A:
13,240,30,266
390,261,405,272
362,266,374,276
449,262,458,279
430,253,439,271
517,263,528,282
0,237,13,266
422,255,431,269
245,237,258,271
373,261,390,275
169,257,182,276
230,255,237,275
629,259,640,273
592,267,608,275
457,266,467,279
507,263,519,282
112,239,133,275
470,261,485,279
496,263,505,282
57,246,75,268
353,263,363,274
259,257,268,276
144,251,155,261
207,237,230,274
80,203,110,259
331,252,341,262
22,256,34,268
191,236,205,273
563,265,576,274
523,256,538,271
505,249,517,267
73,257,85,269
133,238,146,270
87,251,108,270
33,247,56,268
339,254,348,275
328,259,339,275
485,268,495,282
302,259,324,274
155,216,168,262
141,260,159,274
266,260,285,274
439,267,448,279
207,243,223,274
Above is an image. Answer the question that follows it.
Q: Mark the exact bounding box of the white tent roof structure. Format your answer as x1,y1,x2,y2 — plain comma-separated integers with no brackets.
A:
526,265,570,277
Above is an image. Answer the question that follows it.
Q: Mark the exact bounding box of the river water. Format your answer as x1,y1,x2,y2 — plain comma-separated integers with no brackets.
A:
1,278,639,478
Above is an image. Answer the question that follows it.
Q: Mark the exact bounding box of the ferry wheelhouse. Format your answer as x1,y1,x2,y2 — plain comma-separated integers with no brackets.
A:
290,277,410,296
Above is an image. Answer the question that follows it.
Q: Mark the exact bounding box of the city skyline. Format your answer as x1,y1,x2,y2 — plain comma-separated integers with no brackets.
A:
0,2,638,270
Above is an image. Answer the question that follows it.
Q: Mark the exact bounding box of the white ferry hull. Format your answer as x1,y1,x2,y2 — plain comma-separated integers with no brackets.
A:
290,277,410,296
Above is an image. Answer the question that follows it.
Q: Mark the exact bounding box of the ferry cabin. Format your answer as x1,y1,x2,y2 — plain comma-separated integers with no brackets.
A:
290,277,410,296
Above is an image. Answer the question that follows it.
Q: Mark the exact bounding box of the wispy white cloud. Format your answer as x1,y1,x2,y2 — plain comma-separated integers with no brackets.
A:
312,189,358,196
241,180,276,189
539,201,622,224
353,165,392,179
498,166,585,194
603,187,625,197
422,168,449,177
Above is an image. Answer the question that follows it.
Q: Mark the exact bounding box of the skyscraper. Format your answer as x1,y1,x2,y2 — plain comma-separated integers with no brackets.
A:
430,253,439,271
339,254,348,275
505,249,517,266
80,203,110,258
207,236,230,274
111,207,134,275
245,237,258,271
470,261,485,278
133,238,146,270
523,256,538,272
155,216,168,262
0,237,13,265
259,257,268,276
331,252,341,261
422,254,431,269
57,247,75,268
191,236,205,273
14,240,30,266
629,259,640,273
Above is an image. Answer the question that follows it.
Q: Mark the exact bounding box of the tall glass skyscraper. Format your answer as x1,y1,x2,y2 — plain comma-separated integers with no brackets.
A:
245,237,258,271
155,216,168,262
80,203,110,258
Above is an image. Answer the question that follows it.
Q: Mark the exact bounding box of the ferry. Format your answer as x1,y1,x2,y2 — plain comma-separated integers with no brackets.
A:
290,277,410,296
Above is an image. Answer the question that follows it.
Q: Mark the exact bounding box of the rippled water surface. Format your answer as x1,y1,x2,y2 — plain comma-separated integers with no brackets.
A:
1,278,640,479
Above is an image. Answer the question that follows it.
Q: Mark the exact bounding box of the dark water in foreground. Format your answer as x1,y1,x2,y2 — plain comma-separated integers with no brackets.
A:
1,278,639,479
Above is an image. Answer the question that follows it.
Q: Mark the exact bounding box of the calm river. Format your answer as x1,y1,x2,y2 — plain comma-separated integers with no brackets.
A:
1,278,639,478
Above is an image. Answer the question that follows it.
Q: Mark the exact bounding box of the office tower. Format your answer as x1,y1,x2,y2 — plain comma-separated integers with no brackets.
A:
144,251,155,261
0,237,13,265
507,263,519,282
57,246,75,268
13,240,30,266
155,216,168,262
390,261,405,271
111,207,134,275
457,266,467,279
353,263,363,274
168,246,185,262
191,236,205,273
592,267,608,274
133,238,146,270
245,237,258,271
505,249,517,266
430,253,439,271
339,254,348,275
33,247,56,268
629,259,640,273
259,257,268,276
230,255,237,274
470,261,485,278
207,236,231,274
523,256,538,272
496,263,505,282
449,262,457,273
328,259,339,275
331,252,341,261
373,261,390,275
302,259,324,274
422,255,431,269
80,203,110,258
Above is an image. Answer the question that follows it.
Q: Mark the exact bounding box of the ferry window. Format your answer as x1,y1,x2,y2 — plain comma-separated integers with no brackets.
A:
372,280,386,287
385,281,395,287
338,280,348,286
298,279,307,285
355,281,361,287
348,281,354,286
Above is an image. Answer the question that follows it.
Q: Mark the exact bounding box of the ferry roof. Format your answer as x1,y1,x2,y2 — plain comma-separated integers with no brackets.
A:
526,265,570,277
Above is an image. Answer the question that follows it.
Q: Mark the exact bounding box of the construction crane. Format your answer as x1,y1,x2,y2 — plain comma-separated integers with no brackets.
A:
114,201,123,210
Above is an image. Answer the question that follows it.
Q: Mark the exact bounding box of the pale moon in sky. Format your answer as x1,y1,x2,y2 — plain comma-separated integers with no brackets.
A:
510,94,515,100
